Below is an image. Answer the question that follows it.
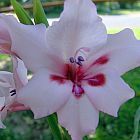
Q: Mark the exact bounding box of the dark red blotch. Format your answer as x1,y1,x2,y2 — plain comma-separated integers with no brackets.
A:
88,74,106,86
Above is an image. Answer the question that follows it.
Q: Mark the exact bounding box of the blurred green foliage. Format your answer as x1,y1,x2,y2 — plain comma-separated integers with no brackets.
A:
0,0,29,7
0,0,140,17
0,28,140,140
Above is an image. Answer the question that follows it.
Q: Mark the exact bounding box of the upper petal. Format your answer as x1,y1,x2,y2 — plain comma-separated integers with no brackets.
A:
88,28,140,76
46,0,107,60
17,69,71,119
0,14,48,73
86,70,134,117
0,18,11,54
57,95,99,140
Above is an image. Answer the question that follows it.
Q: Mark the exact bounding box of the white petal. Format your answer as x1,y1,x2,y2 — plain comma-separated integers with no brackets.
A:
0,15,48,73
0,18,11,54
98,28,140,75
17,69,71,119
0,109,7,129
12,57,28,91
0,71,14,97
46,0,107,60
57,95,99,140
86,71,134,117
0,97,5,108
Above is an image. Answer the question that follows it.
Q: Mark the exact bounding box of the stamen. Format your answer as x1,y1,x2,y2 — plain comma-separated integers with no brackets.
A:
78,56,84,62
10,89,16,93
76,61,83,66
10,89,16,96
69,57,75,63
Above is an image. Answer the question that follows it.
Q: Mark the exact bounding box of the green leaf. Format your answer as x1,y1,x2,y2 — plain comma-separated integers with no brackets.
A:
11,0,33,25
83,136,89,140
47,114,63,140
132,106,140,140
33,0,49,27
62,127,71,140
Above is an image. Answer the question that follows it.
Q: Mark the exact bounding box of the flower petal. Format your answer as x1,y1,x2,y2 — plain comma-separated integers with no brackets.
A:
0,108,7,129
86,70,134,117
0,15,49,73
57,95,99,140
0,71,14,97
89,28,140,75
106,29,140,75
12,57,28,91
0,97,5,108
0,18,11,54
46,0,107,60
17,69,71,119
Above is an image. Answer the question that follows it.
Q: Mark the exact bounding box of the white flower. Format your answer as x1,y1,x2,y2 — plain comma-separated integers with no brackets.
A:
1,0,140,139
0,57,28,128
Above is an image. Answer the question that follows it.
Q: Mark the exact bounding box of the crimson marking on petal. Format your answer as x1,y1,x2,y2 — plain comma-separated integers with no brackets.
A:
50,75,66,84
88,74,106,86
93,55,109,65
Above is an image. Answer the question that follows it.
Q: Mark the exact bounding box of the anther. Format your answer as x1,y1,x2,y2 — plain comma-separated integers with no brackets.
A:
10,89,16,96
69,57,75,63
76,61,82,66
78,56,84,62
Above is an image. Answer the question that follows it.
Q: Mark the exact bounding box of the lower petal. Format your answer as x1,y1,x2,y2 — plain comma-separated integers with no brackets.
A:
57,95,99,140
86,71,134,117
17,69,71,119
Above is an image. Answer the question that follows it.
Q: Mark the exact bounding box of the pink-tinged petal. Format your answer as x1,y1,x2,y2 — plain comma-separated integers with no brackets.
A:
9,102,29,112
86,29,140,76
17,69,71,119
0,87,9,97
106,29,140,75
57,95,99,140
86,71,134,117
12,57,28,91
0,108,7,129
0,71,15,91
0,15,50,73
93,28,140,75
0,97,5,108
46,0,107,60
0,18,11,54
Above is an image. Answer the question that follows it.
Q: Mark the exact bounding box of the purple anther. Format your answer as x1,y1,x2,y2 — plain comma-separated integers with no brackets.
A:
78,56,84,61
10,89,16,96
76,61,82,66
69,57,75,63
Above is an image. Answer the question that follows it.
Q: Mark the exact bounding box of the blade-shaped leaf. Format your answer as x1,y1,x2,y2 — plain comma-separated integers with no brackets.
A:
47,114,63,140
132,106,140,140
11,0,33,25
62,127,71,140
33,0,49,27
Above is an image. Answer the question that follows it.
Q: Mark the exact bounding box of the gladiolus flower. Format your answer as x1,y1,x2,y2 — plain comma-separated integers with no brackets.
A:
1,0,140,139
0,57,28,128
